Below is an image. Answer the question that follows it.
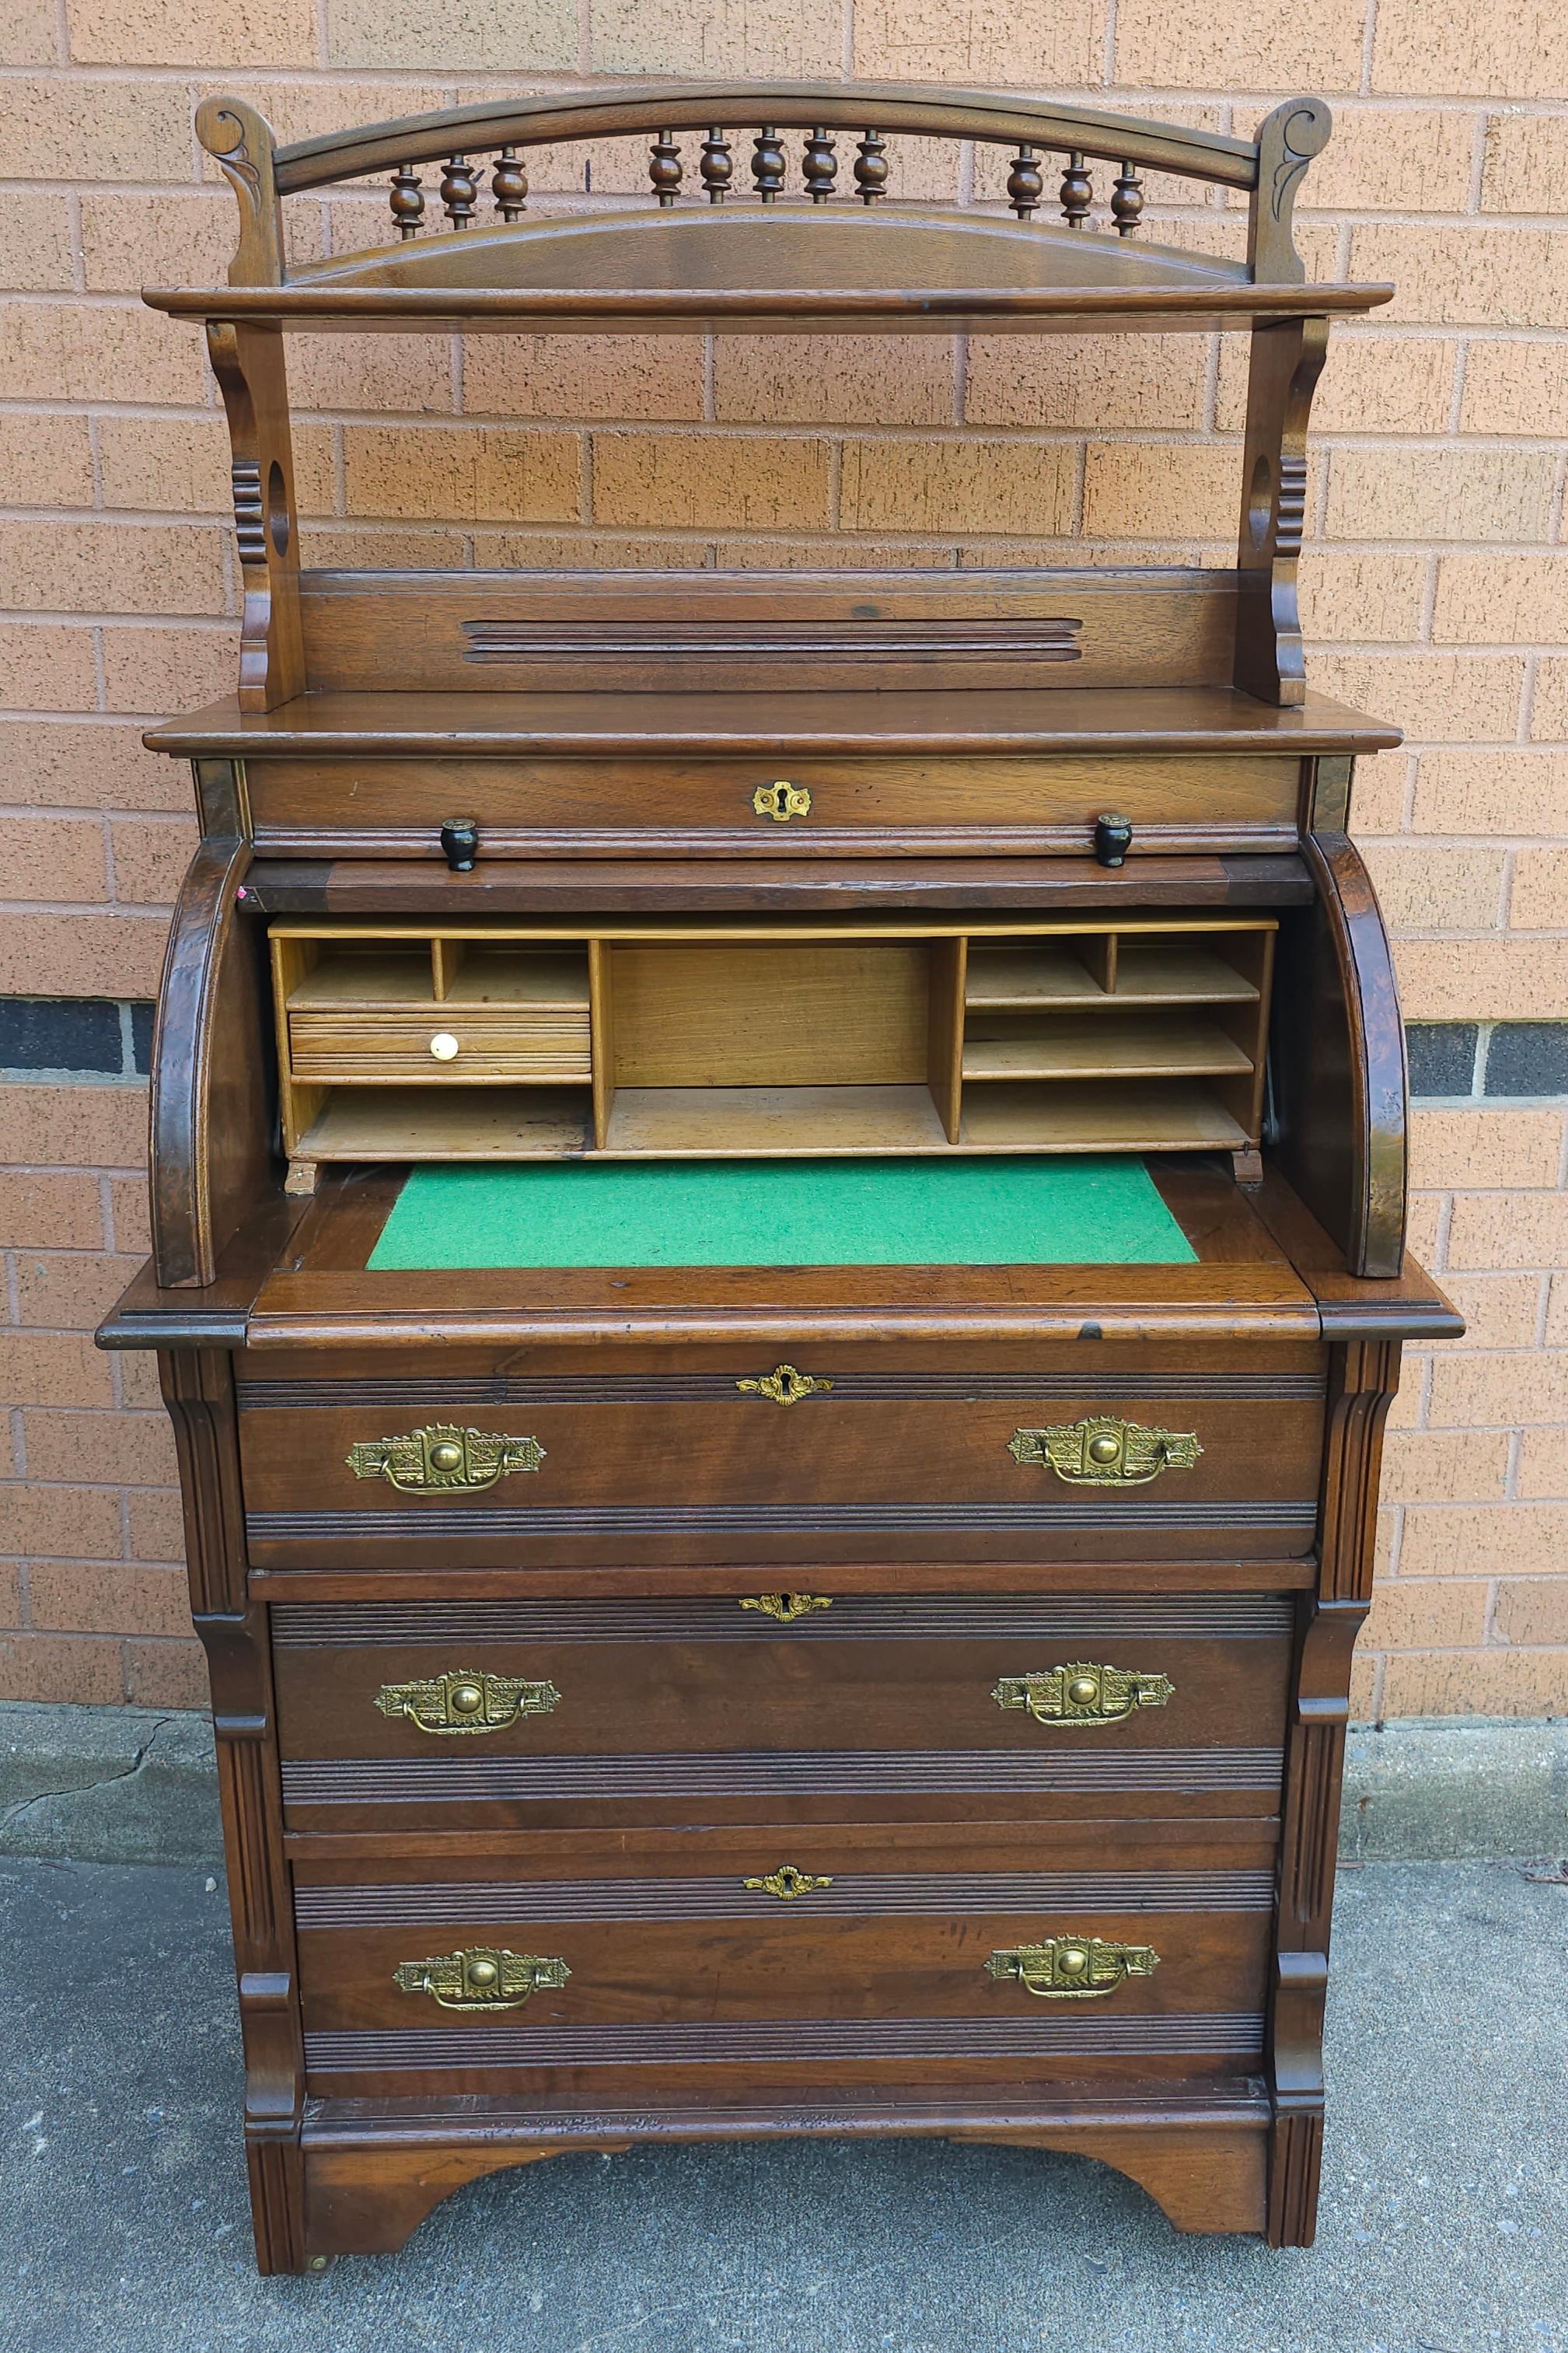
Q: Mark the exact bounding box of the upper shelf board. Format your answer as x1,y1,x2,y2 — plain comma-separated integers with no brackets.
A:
145,683,1402,759
147,210,1392,334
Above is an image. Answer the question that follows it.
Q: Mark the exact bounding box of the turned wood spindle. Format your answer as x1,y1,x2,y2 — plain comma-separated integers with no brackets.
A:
649,129,683,206
803,129,837,201
700,128,733,202
440,156,478,229
1006,144,1043,219
752,126,786,202
491,147,528,222
854,129,889,204
1112,160,1144,236
1059,150,1092,228
389,164,424,239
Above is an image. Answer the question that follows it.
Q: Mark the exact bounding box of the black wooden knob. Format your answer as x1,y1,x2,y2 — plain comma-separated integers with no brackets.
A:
1093,813,1133,868
440,817,479,872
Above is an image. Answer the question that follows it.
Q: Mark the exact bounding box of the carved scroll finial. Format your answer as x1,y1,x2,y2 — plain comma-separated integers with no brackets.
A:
195,96,283,286
1250,97,1332,285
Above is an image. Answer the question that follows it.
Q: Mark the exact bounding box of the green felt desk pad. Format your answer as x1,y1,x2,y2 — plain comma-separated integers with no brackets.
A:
367,1156,1198,1271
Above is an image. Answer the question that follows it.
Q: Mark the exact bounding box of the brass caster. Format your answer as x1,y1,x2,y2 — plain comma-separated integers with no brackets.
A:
306,2255,333,2275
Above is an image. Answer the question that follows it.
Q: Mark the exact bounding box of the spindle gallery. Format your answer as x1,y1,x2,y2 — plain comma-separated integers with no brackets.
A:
101,77,1460,2272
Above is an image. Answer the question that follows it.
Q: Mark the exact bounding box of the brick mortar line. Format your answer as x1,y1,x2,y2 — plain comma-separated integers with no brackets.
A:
2,74,1566,128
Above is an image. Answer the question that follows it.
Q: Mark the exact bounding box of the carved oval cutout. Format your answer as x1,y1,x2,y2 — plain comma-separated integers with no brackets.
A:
1247,453,1273,550
266,459,290,558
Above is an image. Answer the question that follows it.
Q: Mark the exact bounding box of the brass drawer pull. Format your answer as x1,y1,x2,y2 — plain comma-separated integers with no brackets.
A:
375,1667,560,1735
752,779,811,823
739,1593,833,1622
393,1947,570,2012
986,1935,1159,2001
1008,1415,1202,1487
736,1363,833,1406
345,1422,544,1495
992,1662,1174,1726
742,1863,833,1900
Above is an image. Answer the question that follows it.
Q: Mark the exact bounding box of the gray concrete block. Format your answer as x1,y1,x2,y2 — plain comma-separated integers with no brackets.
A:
1343,1716,1568,1862
0,1702,220,1867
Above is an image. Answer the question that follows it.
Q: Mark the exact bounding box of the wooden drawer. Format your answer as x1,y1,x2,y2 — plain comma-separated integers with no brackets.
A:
288,1003,592,1083
246,753,1304,860
238,1354,1325,1569
273,1592,1293,1831
293,1827,1274,2098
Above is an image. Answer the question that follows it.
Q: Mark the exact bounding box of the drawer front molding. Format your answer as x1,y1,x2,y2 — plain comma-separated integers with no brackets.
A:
304,2012,1266,2072
280,1744,1283,1805
295,1868,1277,1928
273,1594,1295,1647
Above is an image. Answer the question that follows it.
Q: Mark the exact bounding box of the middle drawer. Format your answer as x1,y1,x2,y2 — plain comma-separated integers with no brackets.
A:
273,1591,1294,1830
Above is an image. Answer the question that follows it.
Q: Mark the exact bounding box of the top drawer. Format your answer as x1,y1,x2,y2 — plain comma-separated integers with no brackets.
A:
244,753,1304,861
236,1347,1326,1569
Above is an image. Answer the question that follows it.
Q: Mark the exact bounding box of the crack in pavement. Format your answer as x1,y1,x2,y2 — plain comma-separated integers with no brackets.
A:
0,1715,180,1847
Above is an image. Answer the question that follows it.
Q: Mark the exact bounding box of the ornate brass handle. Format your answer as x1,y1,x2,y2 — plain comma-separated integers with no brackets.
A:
393,1947,570,2012
739,1593,833,1623
736,1364,833,1406
753,779,811,823
742,1863,834,1901
986,1936,1159,2000
1008,1415,1202,1487
992,1662,1174,1726
345,1423,544,1495
375,1667,560,1735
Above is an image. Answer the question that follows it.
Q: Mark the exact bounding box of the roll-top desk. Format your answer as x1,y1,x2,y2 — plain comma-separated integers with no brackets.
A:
100,80,1461,2271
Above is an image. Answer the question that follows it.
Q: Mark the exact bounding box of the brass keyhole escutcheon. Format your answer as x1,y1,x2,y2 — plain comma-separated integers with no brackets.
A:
742,1863,834,1901
739,1593,834,1623
736,1364,833,1406
752,779,811,823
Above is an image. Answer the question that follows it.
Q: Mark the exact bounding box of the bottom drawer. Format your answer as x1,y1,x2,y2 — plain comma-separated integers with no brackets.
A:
295,1829,1274,2099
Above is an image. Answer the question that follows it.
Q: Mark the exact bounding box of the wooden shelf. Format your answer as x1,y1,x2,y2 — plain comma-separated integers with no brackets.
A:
146,206,1392,338
602,1084,949,1157
962,1012,1254,1082
149,684,1402,760
442,949,588,1007
962,1082,1248,1154
966,940,1260,1009
292,1078,1249,1162
286,949,434,1008
295,1086,592,1160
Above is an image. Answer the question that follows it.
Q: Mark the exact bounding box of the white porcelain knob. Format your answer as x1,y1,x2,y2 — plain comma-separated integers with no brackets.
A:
428,1031,460,1061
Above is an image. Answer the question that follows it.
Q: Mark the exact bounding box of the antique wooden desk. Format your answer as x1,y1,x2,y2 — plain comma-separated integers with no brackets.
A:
100,81,1461,2271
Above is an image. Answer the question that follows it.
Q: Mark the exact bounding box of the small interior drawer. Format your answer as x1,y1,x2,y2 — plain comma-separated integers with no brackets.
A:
288,1005,592,1082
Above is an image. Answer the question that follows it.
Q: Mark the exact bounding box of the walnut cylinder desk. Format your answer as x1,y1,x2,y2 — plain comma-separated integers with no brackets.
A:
100,79,1461,2271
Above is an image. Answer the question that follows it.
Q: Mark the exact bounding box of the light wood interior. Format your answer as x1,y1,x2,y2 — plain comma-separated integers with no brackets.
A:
270,915,1276,1163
